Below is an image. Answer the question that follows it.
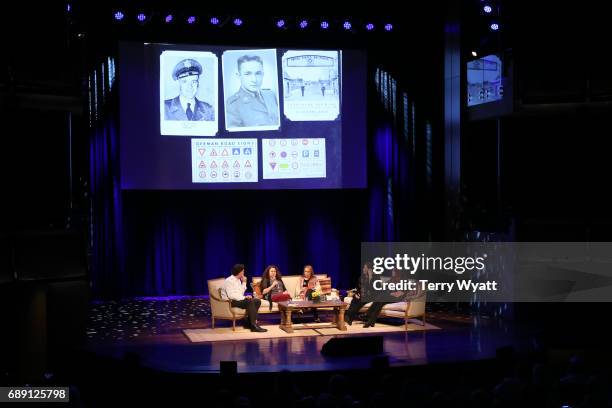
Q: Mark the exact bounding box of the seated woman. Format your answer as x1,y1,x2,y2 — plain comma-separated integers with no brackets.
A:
346,265,417,328
294,264,322,322
260,265,291,310
345,262,385,327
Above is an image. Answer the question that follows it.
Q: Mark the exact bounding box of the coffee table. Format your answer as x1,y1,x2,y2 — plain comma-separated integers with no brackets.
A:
277,299,348,333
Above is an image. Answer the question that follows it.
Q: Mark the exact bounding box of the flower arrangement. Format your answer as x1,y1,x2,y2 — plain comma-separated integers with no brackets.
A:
308,290,322,302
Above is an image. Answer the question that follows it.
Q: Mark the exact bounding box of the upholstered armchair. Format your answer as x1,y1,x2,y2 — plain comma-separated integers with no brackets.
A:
343,292,427,330
207,278,247,330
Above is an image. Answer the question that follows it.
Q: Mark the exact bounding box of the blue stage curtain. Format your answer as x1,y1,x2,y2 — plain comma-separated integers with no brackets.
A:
113,193,353,297
370,124,395,241
89,96,125,297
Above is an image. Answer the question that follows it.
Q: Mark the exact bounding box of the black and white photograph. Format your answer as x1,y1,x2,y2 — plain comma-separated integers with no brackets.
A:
160,50,218,136
222,49,280,132
282,50,341,121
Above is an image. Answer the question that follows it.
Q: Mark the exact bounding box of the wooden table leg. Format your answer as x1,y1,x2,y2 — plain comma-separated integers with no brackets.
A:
280,309,294,333
337,308,347,331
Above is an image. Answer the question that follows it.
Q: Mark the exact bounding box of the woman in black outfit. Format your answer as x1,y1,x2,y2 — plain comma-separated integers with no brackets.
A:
345,262,385,327
260,265,291,310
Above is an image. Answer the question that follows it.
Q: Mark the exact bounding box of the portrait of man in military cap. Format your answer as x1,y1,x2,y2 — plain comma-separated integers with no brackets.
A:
160,50,218,136
222,49,280,131
164,58,214,121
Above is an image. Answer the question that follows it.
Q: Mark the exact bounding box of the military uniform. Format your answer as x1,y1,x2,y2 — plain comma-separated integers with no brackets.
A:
164,58,215,121
164,97,214,121
226,87,279,127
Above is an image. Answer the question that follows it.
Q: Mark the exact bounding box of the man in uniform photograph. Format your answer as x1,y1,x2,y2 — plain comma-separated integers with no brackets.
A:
226,55,279,128
164,58,215,121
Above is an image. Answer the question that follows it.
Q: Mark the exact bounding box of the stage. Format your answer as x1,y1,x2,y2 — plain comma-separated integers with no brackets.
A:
82,297,524,374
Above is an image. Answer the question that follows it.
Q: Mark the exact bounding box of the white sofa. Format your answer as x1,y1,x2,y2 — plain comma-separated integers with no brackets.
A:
343,292,427,330
208,274,337,330
252,274,337,313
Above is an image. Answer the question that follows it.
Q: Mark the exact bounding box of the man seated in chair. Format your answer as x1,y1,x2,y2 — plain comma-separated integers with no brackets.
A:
221,264,267,332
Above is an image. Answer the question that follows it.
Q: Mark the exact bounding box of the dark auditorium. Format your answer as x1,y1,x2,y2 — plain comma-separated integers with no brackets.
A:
2,2,612,407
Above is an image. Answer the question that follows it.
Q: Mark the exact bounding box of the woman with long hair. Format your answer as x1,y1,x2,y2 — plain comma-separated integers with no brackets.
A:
345,262,384,327
260,265,291,310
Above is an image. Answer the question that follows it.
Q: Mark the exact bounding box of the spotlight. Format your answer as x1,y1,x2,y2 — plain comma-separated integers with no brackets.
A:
276,19,286,28
471,51,478,57
490,22,499,31
365,23,375,31
320,20,329,29
299,19,308,29
164,14,174,23
343,21,352,30
483,5,493,13
384,23,393,31
67,4,71,12
114,11,125,21
210,17,220,25
136,13,147,23
187,16,197,24
233,18,243,26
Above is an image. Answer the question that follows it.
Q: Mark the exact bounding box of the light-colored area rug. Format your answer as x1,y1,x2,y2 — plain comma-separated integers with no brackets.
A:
183,320,440,343
183,325,320,342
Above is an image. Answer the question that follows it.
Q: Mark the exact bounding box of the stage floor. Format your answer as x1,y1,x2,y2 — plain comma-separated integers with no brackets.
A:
82,297,524,374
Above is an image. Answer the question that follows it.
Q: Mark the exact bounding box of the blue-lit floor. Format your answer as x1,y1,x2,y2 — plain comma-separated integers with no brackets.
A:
83,297,524,374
